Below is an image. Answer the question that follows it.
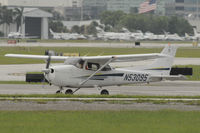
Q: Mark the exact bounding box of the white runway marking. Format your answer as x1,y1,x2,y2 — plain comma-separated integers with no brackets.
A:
1,97,200,101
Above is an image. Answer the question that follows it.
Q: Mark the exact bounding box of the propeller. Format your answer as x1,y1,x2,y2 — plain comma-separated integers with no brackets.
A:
46,55,51,69
42,55,51,74
42,55,52,86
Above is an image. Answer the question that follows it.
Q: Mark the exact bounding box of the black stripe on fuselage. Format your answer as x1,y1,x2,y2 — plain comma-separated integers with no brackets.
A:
79,73,124,81
146,68,170,71
94,73,124,77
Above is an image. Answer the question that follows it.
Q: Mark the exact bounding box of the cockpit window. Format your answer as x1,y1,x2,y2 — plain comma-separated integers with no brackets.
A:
76,61,112,71
86,62,100,71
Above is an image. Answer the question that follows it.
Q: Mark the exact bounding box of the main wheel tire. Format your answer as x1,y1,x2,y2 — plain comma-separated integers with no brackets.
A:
100,89,109,95
56,90,62,94
65,89,73,95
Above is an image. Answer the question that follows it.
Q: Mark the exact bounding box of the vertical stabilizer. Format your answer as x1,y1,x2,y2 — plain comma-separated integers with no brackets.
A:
144,45,177,75
49,29,54,34
185,33,189,37
194,28,198,36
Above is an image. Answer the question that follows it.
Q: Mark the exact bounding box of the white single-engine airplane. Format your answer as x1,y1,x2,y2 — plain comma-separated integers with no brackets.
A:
5,45,186,95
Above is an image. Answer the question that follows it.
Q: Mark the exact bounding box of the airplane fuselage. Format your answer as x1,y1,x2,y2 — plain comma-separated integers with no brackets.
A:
46,65,151,88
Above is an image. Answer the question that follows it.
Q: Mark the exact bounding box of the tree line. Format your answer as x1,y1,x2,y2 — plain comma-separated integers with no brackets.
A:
100,11,194,36
49,20,98,35
51,10,194,36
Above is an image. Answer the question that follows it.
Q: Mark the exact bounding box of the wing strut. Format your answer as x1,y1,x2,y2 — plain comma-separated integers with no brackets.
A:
72,57,115,94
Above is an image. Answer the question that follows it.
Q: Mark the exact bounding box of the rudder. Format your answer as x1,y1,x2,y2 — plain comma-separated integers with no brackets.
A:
144,45,177,75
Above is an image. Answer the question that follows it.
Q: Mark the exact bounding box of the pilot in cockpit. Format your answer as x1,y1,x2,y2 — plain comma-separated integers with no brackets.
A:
76,60,84,69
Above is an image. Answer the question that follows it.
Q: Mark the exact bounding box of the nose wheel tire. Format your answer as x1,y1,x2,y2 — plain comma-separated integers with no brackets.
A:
65,89,73,95
56,87,64,94
100,89,109,95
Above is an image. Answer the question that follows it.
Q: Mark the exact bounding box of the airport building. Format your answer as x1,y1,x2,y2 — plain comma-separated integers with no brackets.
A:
82,0,106,19
0,8,53,39
0,0,81,8
22,8,53,39
106,0,163,14
82,0,166,15
64,0,167,20
165,0,200,18
82,0,166,16
165,0,200,31
106,0,134,14
58,0,107,21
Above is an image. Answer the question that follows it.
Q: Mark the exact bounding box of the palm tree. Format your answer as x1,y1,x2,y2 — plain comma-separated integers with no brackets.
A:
0,6,4,33
0,6,4,36
0,6,2,19
0,6,14,36
14,7,24,32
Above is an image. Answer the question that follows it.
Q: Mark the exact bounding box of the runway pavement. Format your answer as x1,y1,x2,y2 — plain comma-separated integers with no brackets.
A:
1,81,200,111
0,81,200,96
0,42,198,48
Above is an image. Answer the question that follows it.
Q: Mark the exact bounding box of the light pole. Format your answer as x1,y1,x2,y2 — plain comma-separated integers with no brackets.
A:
81,0,83,21
196,0,199,20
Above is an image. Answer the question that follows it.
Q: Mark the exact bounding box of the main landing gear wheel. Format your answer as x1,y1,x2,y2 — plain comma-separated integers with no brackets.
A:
56,90,62,94
100,89,109,95
65,89,73,95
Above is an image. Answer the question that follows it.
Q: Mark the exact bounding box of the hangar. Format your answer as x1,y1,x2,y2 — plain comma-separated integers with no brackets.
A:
22,8,53,39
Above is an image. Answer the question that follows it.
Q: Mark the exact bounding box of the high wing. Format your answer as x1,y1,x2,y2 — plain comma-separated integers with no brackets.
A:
5,54,69,61
5,53,167,64
82,53,167,64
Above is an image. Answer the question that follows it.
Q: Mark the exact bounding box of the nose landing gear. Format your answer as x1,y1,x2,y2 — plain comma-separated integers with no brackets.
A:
56,87,64,94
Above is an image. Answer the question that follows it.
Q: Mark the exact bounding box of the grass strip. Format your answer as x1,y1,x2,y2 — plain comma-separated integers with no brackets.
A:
0,110,200,133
